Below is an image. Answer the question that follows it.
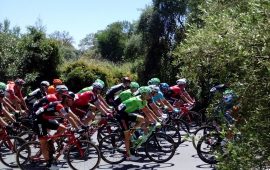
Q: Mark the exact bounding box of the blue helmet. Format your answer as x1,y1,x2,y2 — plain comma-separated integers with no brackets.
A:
160,83,169,91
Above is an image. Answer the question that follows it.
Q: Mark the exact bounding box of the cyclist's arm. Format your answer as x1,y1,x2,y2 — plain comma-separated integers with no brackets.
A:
3,98,17,113
2,106,16,122
141,105,157,123
97,94,111,109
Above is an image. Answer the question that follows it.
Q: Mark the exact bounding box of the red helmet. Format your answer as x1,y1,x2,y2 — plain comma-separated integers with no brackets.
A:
53,79,63,85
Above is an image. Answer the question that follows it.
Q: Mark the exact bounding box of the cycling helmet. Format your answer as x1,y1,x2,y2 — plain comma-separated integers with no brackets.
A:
149,85,160,93
53,79,63,85
122,77,131,83
147,78,160,85
62,91,75,99
159,83,169,91
0,82,6,91
92,82,103,90
95,79,105,88
130,82,140,89
15,79,25,85
0,90,5,97
138,86,152,94
40,81,50,87
176,78,187,85
55,85,68,94
223,94,233,104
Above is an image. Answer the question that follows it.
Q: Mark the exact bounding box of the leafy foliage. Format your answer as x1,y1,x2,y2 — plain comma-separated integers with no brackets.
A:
173,0,270,169
60,59,138,92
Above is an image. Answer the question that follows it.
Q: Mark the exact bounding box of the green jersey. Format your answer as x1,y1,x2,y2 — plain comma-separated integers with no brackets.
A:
78,86,93,93
123,96,147,113
119,89,133,102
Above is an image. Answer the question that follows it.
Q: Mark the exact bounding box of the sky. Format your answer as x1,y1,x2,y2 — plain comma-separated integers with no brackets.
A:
0,0,152,47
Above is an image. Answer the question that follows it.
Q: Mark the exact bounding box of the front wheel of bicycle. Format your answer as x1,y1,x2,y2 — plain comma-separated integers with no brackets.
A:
145,132,176,163
16,141,45,170
67,140,101,170
0,136,26,168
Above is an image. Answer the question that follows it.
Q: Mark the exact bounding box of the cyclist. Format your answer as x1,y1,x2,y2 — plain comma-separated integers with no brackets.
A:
0,89,16,125
210,84,240,125
116,86,157,160
25,81,50,112
47,79,63,94
32,85,68,113
5,79,28,115
71,82,112,125
113,82,140,107
105,76,131,107
149,84,180,118
34,91,79,168
78,79,105,93
161,79,195,107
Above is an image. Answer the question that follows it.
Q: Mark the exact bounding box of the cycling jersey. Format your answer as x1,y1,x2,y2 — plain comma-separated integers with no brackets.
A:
25,88,46,108
34,101,68,137
73,91,97,107
6,81,23,99
32,94,59,112
121,96,147,113
152,91,165,103
118,89,133,102
78,86,93,93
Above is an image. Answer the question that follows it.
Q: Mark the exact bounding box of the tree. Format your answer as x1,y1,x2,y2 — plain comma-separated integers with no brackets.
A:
173,0,270,169
95,21,132,62
78,33,96,52
137,0,188,84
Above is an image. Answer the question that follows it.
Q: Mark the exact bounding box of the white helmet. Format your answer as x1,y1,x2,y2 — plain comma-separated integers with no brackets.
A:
176,78,187,85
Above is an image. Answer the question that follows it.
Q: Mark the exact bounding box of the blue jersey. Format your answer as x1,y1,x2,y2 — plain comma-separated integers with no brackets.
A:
152,91,165,103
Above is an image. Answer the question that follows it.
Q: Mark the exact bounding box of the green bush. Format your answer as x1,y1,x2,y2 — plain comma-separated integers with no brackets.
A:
60,59,137,92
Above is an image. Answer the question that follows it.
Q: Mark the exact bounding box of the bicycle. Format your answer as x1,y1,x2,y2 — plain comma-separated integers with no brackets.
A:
16,126,101,170
0,126,26,168
99,123,176,164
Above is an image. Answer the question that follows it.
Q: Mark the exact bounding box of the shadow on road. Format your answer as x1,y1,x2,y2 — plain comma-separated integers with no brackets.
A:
98,162,174,170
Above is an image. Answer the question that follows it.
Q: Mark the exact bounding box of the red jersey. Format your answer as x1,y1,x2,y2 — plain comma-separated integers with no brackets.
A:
74,91,97,107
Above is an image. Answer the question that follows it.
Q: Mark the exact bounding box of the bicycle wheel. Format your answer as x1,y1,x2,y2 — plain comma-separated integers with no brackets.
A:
19,130,37,142
196,133,222,164
192,126,218,149
16,141,45,170
0,136,26,168
67,140,100,170
158,124,181,147
97,122,121,142
145,132,176,163
99,133,126,164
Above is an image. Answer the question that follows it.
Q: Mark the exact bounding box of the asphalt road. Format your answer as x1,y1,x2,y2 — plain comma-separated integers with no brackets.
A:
0,135,215,170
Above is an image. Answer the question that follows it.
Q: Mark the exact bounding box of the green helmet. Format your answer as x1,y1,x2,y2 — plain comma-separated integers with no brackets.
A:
130,82,139,89
147,78,160,85
95,79,105,88
138,86,152,94
0,82,6,91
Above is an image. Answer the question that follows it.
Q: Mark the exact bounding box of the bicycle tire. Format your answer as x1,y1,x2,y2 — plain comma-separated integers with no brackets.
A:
145,132,176,163
196,133,222,164
192,126,218,149
99,133,126,164
158,124,181,147
67,140,101,170
0,136,26,168
16,141,45,170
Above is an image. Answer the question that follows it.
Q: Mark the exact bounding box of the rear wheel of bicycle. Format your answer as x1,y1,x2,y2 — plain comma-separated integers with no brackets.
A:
16,141,45,170
0,136,26,168
67,140,101,170
145,132,176,163
196,133,222,164
99,133,126,164
158,124,181,147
